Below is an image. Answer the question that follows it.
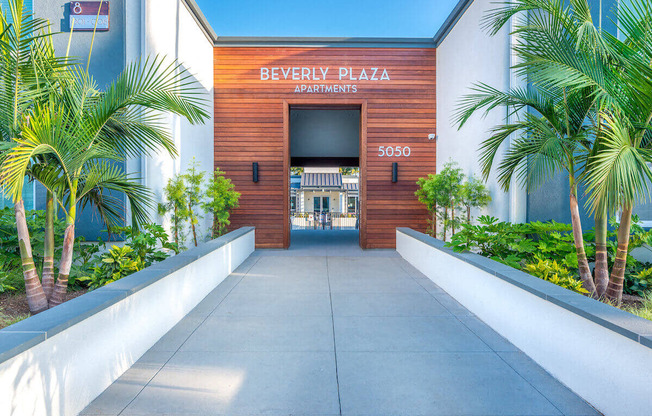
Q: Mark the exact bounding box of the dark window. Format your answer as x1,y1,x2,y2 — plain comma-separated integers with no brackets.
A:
347,197,358,213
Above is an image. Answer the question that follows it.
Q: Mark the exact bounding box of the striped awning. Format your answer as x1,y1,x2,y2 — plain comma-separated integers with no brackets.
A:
343,183,358,191
301,173,342,189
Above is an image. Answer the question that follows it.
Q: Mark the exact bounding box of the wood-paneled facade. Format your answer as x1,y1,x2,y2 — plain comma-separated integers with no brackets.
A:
214,46,436,249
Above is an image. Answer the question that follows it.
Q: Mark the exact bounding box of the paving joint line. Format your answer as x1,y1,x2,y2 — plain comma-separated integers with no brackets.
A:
326,256,343,416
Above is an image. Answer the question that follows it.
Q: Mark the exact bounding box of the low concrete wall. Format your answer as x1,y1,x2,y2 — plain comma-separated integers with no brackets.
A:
397,228,652,416
0,227,255,416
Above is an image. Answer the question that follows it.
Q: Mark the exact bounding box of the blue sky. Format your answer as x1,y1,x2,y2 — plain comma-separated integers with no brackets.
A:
194,0,461,38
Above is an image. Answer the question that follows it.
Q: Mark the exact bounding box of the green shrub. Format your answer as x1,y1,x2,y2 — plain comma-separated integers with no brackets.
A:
79,224,174,290
525,258,588,294
447,216,652,298
448,216,581,270
113,224,178,264
626,268,652,298
0,259,17,293
203,169,240,239
80,246,144,289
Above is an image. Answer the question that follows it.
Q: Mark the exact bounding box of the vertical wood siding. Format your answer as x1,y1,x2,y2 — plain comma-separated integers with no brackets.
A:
214,47,436,248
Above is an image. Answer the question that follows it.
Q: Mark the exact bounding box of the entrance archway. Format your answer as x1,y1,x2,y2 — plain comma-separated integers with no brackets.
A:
283,100,368,249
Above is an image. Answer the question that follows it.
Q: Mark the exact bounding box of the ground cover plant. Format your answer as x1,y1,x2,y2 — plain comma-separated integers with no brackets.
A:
447,216,652,302
79,224,176,289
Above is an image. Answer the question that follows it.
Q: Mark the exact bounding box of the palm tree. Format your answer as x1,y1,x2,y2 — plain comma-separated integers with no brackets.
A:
456,84,598,295
461,0,652,304
582,1,652,304
0,6,208,312
0,0,72,312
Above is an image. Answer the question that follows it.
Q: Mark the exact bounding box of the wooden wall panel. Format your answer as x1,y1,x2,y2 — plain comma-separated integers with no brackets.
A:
214,47,436,249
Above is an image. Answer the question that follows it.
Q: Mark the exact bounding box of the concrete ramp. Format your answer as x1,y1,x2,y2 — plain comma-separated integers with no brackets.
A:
82,232,597,416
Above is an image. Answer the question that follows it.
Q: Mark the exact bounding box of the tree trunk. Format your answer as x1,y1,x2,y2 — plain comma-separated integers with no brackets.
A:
173,205,179,246
442,208,447,242
569,190,597,296
451,204,455,236
15,200,49,314
190,208,198,247
42,191,55,300
431,211,436,237
433,203,437,237
605,205,633,305
594,210,610,297
49,223,75,308
467,206,471,223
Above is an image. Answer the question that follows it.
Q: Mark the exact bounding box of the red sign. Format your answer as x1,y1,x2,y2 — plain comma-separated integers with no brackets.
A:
70,2,110,32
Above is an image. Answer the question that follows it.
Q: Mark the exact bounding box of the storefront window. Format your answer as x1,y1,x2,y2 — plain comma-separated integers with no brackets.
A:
290,196,296,212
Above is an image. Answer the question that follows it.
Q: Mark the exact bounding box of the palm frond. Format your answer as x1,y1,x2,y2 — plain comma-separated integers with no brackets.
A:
586,112,652,214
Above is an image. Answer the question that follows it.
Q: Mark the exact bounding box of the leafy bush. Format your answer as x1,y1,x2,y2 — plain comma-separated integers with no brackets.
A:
80,225,174,290
448,216,581,270
80,246,144,289
627,268,652,298
525,258,588,294
0,259,17,293
203,169,240,239
113,224,178,265
447,216,652,298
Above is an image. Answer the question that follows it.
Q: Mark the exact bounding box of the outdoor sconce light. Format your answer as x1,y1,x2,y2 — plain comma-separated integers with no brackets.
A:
252,162,259,183
392,162,398,183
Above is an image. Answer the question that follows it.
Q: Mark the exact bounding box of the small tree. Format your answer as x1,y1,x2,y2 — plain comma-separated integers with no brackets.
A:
183,159,205,247
436,161,465,240
417,162,490,241
460,176,491,223
415,174,441,237
159,176,188,249
203,169,240,239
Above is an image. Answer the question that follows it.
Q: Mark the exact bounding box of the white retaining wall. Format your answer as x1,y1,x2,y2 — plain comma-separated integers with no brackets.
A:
0,227,255,416
397,228,652,416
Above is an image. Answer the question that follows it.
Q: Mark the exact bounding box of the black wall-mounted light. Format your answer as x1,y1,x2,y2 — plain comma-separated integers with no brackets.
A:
392,162,398,183
252,162,259,183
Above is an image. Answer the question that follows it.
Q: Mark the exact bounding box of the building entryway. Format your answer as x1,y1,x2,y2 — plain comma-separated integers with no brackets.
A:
82,247,598,416
286,105,364,249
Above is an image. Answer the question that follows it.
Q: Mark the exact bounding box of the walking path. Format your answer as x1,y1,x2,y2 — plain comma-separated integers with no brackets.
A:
82,231,598,416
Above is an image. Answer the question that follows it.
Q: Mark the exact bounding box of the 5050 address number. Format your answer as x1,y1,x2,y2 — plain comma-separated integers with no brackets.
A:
378,146,411,157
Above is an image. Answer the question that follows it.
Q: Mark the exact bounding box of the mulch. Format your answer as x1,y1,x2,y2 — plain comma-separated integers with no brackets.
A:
0,290,88,329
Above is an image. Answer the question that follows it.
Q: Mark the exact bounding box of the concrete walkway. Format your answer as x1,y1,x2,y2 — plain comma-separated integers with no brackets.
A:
82,231,598,416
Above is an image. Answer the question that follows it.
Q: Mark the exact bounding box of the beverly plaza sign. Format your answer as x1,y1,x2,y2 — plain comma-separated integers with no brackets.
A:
260,67,390,93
